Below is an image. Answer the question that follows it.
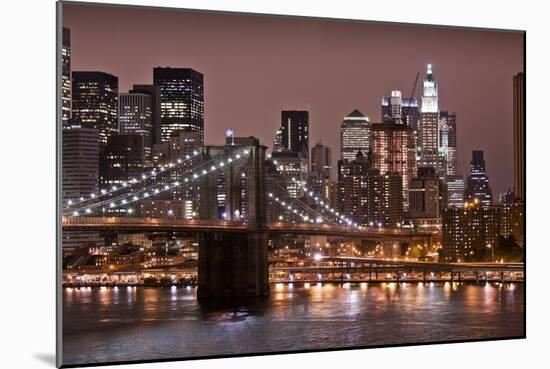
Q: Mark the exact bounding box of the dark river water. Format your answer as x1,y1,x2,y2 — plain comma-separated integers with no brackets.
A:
62,282,524,366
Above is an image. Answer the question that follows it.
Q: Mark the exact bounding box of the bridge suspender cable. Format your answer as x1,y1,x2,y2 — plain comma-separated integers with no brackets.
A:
65,149,251,216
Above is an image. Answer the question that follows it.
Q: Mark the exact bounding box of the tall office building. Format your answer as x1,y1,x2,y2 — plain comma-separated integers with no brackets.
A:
100,135,146,189
280,110,309,159
465,150,493,206
271,151,309,198
311,141,332,179
419,64,440,169
118,92,154,165
153,67,204,143
61,27,71,128
408,167,442,220
381,91,420,130
72,71,119,146
131,84,162,146
62,127,100,202
370,122,416,210
152,131,202,218
340,109,371,161
338,151,402,227
446,175,465,208
513,72,525,201
439,111,457,176
272,129,283,153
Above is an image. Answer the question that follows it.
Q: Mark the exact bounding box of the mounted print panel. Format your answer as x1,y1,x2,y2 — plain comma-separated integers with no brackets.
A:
57,1,525,367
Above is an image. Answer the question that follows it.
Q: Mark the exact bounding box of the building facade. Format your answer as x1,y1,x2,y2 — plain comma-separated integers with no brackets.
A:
71,71,119,147
310,141,332,179
118,92,154,165
61,27,71,128
62,127,100,202
513,72,525,201
340,109,371,161
465,150,493,206
153,67,204,144
280,110,309,159
439,111,457,177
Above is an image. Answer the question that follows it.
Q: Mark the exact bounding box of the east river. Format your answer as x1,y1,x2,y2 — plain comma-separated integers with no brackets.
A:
62,282,524,366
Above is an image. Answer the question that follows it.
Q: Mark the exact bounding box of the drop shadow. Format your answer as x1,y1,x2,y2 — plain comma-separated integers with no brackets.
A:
34,353,56,366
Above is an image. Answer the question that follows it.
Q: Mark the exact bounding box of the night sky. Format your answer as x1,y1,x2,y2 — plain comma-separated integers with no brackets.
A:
62,3,524,196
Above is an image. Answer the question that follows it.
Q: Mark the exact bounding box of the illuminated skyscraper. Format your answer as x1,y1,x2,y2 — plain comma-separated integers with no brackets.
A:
118,92,153,165
408,167,442,220
381,91,420,129
72,71,119,147
446,175,465,208
340,109,371,161
419,64,440,169
131,84,162,146
338,151,402,227
280,110,309,159
61,27,71,128
370,122,416,211
272,128,283,153
153,67,204,144
465,150,493,206
513,72,525,201
439,111,457,176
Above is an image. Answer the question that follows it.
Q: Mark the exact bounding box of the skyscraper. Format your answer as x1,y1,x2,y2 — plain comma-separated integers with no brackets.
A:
439,111,458,176
280,110,309,159
61,27,71,128
419,64,440,169
71,71,119,146
465,150,493,206
310,141,332,179
118,92,154,165
446,175,465,208
513,72,525,201
338,151,402,227
131,84,162,146
100,135,146,189
381,91,420,129
340,109,371,161
370,122,416,211
62,127,100,202
408,167,442,220
153,67,204,143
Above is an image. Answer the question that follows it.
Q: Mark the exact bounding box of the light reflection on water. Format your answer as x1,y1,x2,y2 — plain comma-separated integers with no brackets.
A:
63,282,524,366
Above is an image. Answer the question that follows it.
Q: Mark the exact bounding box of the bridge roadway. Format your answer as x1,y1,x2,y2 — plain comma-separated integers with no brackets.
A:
273,256,524,274
62,216,437,240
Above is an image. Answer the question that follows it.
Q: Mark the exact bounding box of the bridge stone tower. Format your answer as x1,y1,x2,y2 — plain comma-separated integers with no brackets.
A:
197,137,270,299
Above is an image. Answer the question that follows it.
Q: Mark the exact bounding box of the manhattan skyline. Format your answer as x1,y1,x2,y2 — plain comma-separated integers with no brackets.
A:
63,3,523,197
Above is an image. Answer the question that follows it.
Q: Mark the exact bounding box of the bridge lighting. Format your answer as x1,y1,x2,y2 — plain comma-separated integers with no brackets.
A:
67,200,73,206
143,192,149,198
202,169,207,175
154,189,159,194
79,197,84,201
168,209,174,216
178,158,183,163
193,173,198,179
211,165,216,171
268,193,273,197
184,178,189,182
142,174,146,179
127,208,133,214
109,202,115,208
314,253,322,261
133,195,138,201
174,181,180,186
219,161,224,166
316,217,323,223
193,150,198,155
73,211,78,216
235,154,241,159
278,215,283,221
378,222,383,227
227,158,233,163
121,199,127,205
